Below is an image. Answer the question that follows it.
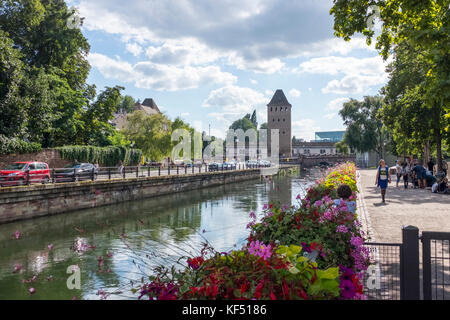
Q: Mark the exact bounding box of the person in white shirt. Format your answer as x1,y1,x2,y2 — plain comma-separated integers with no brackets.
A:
432,181,439,193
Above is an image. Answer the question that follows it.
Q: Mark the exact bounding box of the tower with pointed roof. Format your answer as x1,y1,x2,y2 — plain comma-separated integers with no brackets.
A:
267,89,292,157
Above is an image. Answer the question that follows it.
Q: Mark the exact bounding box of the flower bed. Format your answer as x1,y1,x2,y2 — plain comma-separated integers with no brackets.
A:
136,162,369,300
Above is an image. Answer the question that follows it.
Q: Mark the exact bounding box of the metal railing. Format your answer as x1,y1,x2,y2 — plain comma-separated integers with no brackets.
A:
0,163,273,187
422,232,450,300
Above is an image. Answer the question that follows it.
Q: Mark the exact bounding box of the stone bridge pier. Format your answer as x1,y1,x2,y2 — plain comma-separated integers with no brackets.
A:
280,155,356,168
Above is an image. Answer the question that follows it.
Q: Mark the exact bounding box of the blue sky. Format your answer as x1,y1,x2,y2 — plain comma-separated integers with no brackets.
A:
67,0,388,140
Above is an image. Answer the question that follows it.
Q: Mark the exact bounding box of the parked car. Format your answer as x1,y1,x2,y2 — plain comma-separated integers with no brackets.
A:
246,160,258,168
0,161,50,186
208,162,223,172
54,163,98,182
223,162,237,170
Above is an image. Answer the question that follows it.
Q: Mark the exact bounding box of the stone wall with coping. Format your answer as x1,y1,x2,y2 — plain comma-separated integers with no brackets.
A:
0,149,71,169
0,169,263,224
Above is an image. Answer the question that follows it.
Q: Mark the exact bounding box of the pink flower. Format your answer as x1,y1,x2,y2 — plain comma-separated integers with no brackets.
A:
249,211,256,220
48,244,54,250
336,225,348,233
14,231,21,239
29,288,36,294
13,264,22,273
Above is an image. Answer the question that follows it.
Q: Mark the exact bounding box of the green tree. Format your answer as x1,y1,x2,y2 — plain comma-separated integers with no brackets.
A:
339,96,387,159
250,110,258,128
122,111,172,161
118,95,135,113
330,0,450,170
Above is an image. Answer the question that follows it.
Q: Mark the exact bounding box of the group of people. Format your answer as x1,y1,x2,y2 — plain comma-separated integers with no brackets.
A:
376,158,449,203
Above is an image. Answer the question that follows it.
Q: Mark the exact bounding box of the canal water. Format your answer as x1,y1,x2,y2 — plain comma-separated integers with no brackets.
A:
0,171,318,300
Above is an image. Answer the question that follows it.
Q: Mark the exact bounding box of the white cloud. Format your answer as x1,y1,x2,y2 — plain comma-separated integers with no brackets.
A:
298,55,389,95
292,119,320,141
88,53,236,91
289,88,301,98
250,79,258,85
324,113,337,120
125,42,143,56
299,56,386,76
180,112,190,117
326,97,349,111
203,85,268,130
322,75,385,95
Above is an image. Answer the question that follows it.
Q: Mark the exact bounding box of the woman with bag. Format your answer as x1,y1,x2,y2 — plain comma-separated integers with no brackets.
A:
375,159,391,203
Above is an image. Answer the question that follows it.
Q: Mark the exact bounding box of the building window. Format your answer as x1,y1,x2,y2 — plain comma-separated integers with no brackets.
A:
320,149,326,154
283,118,285,122
278,118,280,122
270,107,272,111
273,118,275,122
275,107,277,112
304,149,310,154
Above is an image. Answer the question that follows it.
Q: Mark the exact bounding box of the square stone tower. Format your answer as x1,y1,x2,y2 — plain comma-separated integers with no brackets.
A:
267,89,292,158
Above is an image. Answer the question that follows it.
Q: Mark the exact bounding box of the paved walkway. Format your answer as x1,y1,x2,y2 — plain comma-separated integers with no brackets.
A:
357,169,450,243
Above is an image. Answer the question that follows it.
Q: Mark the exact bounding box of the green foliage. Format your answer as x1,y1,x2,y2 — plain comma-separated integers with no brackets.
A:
118,95,135,114
340,96,389,158
0,135,42,154
56,145,142,166
330,0,450,167
122,111,173,161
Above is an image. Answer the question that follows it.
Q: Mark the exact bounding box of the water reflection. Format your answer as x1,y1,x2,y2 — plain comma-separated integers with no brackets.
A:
0,171,317,299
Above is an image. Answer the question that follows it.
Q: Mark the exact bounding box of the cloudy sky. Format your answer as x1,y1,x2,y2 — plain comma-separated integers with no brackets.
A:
67,0,388,140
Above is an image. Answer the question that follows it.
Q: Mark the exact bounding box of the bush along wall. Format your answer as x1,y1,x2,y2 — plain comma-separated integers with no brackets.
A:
0,135,42,155
135,162,370,300
56,146,142,167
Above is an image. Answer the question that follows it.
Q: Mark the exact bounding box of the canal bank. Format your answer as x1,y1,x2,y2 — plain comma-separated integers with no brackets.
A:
0,166,299,224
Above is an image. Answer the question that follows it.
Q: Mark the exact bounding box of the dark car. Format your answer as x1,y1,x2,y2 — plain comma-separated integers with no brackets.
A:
208,162,224,172
54,163,98,182
0,162,50,186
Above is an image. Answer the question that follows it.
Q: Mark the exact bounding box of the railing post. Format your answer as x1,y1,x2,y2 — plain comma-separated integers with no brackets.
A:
26,169,30,185
123,166,126,179
148,166,150,177
52,168,55,183
158,166,161,176
108,167,111,180
177,166,179,175
168,166,170,176
136,166,139,178
92,167,95,181
401,225,421,300
73,168,76,182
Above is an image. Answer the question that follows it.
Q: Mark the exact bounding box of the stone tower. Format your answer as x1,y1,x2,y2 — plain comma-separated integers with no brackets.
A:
267,89,292,157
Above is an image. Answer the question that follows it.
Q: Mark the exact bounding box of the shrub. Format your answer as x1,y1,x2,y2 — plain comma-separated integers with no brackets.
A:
56,145,142,166
0,135,42,155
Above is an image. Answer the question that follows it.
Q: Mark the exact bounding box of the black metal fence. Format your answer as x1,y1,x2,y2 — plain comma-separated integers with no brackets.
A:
362,242,402,300
0,163,270,187
422,232,450,300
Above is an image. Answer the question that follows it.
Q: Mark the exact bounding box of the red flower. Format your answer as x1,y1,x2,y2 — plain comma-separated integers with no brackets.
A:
270,292,277,300
254,281,264,299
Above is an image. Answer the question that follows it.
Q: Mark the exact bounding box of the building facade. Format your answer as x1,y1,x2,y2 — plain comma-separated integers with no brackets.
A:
314,131,345,142
112,98,161,130
267,90,292,157
292,141,337,156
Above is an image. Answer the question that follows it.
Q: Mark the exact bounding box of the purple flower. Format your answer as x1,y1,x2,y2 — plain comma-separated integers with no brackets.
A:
314,200,323,207
339,280,356,299
336,225,348,233
262,204,268,210
350,236,363,247
249,211,256,220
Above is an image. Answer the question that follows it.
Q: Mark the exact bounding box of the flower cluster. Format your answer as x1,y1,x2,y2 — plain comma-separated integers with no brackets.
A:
248,240,272,261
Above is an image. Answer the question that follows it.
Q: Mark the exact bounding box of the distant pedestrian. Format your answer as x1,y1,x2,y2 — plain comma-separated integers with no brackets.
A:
401,162,410,189
427,159,435,174
375,159,391,203
118,160,124,176
395,160,402,187
442,160,448,177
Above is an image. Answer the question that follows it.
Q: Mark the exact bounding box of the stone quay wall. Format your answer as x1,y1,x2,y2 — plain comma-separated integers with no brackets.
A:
0,169,263,224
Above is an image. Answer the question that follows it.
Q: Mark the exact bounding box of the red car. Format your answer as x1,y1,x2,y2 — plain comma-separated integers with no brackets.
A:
0,162,50,187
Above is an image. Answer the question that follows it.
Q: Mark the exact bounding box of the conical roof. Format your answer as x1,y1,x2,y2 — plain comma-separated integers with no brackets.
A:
267,89,291,107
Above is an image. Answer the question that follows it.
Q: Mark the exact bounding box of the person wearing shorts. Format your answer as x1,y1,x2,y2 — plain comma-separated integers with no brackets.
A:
375,159,391,203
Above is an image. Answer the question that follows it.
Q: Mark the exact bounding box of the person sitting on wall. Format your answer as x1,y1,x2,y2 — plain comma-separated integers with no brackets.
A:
334,184,356,214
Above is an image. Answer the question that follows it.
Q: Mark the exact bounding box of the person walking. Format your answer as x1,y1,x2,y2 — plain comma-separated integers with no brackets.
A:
375,159,391,203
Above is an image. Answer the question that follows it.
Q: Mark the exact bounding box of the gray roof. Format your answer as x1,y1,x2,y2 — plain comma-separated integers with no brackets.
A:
267,89,291,107
141,98,160,113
